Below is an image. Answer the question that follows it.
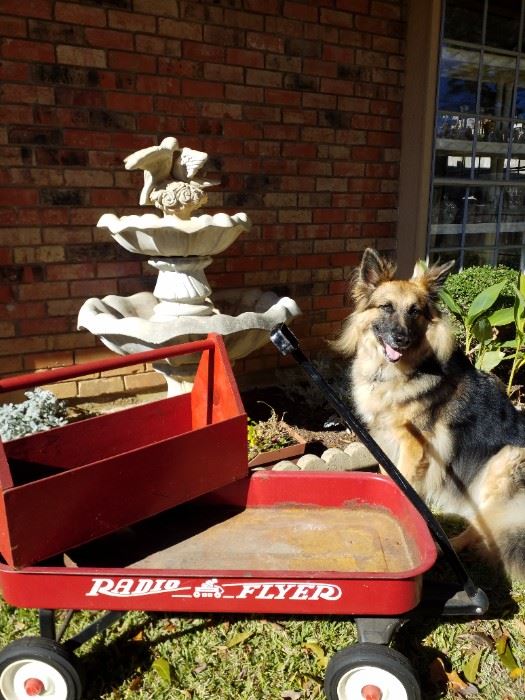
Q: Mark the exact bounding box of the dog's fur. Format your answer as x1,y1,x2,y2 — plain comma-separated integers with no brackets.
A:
334,248,525,578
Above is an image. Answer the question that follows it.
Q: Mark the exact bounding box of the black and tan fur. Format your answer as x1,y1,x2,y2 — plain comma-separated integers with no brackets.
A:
334,248,525,578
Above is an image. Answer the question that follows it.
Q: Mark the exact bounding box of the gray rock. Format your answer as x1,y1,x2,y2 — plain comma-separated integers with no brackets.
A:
272,460,301,471
343,442,377,470
321,448,351,471
296,454,328,471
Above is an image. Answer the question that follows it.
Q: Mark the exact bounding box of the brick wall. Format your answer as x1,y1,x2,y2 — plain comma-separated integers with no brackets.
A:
0,0,406,397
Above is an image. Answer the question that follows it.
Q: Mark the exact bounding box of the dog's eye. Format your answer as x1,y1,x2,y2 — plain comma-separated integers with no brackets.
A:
408,304,421,317
379,303,394,313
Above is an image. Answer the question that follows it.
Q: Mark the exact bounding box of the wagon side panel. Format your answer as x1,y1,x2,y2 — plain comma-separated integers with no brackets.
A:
2,415,248,568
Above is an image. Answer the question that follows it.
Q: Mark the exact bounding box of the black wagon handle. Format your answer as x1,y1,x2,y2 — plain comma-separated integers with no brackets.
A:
270,323,488,616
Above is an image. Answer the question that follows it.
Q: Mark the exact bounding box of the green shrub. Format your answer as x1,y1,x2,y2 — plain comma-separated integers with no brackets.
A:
443,265,518,313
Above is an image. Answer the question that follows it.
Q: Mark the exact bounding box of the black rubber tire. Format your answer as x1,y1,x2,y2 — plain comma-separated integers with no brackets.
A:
324,642,421,700
0,636,82,700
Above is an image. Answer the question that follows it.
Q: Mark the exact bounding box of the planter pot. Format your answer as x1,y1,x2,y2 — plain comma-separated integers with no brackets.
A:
248,426,306,468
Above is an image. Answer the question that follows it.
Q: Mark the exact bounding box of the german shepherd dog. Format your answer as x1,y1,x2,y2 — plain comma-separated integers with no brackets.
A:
334,248,525,578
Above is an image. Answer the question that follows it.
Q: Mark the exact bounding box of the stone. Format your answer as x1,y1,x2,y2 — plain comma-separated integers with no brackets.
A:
271,460,301,471
321,447,352,471
343,442,377,470
296,454,328,471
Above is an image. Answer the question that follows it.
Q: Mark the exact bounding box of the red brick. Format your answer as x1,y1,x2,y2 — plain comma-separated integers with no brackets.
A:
204,63,244,83
1,15,30,37
225,84,264,103
108,50,156,73
246,32,284,53
1,37,54,62
105,92,154,113
1,0,51,19
70,279,118,297
0,188,39,206
158,18,202,41
0,60,30,81
283,1,319,22
182,79,224,99
320,8,355,28
55,2,105,26
226,47,264,68
19,316,71,335
85,28,133,50
109,10,156,34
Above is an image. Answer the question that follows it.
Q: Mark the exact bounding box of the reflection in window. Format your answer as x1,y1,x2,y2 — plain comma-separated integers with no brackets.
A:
428,0,525,270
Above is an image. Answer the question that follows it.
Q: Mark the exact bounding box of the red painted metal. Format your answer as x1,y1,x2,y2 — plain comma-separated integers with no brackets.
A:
361,685,382,700
24,678,45,696
0,335,248,568
0,472,437,618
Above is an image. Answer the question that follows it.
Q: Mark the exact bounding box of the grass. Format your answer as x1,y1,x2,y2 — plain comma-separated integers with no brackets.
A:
0,558,523,699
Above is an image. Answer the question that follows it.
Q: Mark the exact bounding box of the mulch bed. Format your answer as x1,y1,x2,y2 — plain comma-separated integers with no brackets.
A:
240,384,356,454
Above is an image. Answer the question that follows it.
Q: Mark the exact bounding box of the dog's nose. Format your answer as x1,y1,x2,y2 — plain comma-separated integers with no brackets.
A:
392,332,409,348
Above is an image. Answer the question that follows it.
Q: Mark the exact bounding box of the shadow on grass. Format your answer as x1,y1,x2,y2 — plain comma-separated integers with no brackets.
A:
394,531,518,699
78,614,219,700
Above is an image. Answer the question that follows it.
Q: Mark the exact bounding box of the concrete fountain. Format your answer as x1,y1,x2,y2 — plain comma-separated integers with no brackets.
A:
78,137,301,395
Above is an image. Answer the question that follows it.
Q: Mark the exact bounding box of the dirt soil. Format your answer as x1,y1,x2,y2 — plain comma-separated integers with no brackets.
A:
241,384,356,453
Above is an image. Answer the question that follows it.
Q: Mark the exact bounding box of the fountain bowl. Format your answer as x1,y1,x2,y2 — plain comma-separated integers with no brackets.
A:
98,211,251,257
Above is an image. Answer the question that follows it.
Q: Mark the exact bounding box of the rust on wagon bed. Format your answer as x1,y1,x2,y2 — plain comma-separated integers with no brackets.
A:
109,504,419,574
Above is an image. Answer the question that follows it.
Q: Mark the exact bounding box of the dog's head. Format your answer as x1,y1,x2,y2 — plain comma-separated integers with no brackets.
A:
337,248,454,362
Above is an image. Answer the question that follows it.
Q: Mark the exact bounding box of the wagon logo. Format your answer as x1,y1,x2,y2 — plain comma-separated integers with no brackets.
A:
86,577,184,597
86,576,342,601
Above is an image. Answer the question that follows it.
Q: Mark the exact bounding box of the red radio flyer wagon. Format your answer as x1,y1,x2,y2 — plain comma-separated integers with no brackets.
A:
0,330,487,700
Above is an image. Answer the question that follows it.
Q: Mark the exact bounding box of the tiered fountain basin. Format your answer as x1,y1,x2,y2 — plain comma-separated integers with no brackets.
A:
77,290,300,394
98,211,251,257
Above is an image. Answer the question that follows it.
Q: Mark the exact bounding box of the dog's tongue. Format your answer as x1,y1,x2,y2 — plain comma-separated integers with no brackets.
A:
384,343,402,362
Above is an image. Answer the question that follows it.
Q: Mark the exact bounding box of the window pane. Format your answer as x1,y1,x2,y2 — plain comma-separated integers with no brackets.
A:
478,117,510,143
515,58,525,117
428,249,459,267
467,186,499,223
499,229,525,245
439,46,480,113
480,53,517,117
497,248,523,267
430,0,525,270
443,0,483,44
502,185,525,219
431,185,467,225
486,0,521,52
463,249,495,266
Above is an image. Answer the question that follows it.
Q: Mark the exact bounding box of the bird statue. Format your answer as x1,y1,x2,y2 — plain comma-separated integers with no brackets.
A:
123,136,218,218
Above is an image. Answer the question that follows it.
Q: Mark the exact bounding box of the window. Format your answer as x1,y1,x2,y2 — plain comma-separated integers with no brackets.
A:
428,0,525,269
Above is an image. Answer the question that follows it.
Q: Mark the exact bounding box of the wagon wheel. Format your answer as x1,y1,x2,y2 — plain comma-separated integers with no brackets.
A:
324,642,420,700
0,637,82,700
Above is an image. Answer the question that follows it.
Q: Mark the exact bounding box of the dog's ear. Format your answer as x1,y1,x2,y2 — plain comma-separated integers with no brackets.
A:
350,249,396,305
411,258,455,300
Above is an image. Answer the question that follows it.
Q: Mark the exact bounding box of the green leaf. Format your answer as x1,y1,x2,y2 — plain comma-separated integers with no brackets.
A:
472,316,493,342
152,658,172,684
467,281,506,322
489,307,514,326
495,634,523,677
519,273,525,296
463,650,483,683
514,285,525,333
226,630,255,648
477,350,505,372
439,289,462,315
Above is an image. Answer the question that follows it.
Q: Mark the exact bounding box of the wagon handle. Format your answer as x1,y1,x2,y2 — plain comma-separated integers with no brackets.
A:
0,336,217,394
270,323,489,616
